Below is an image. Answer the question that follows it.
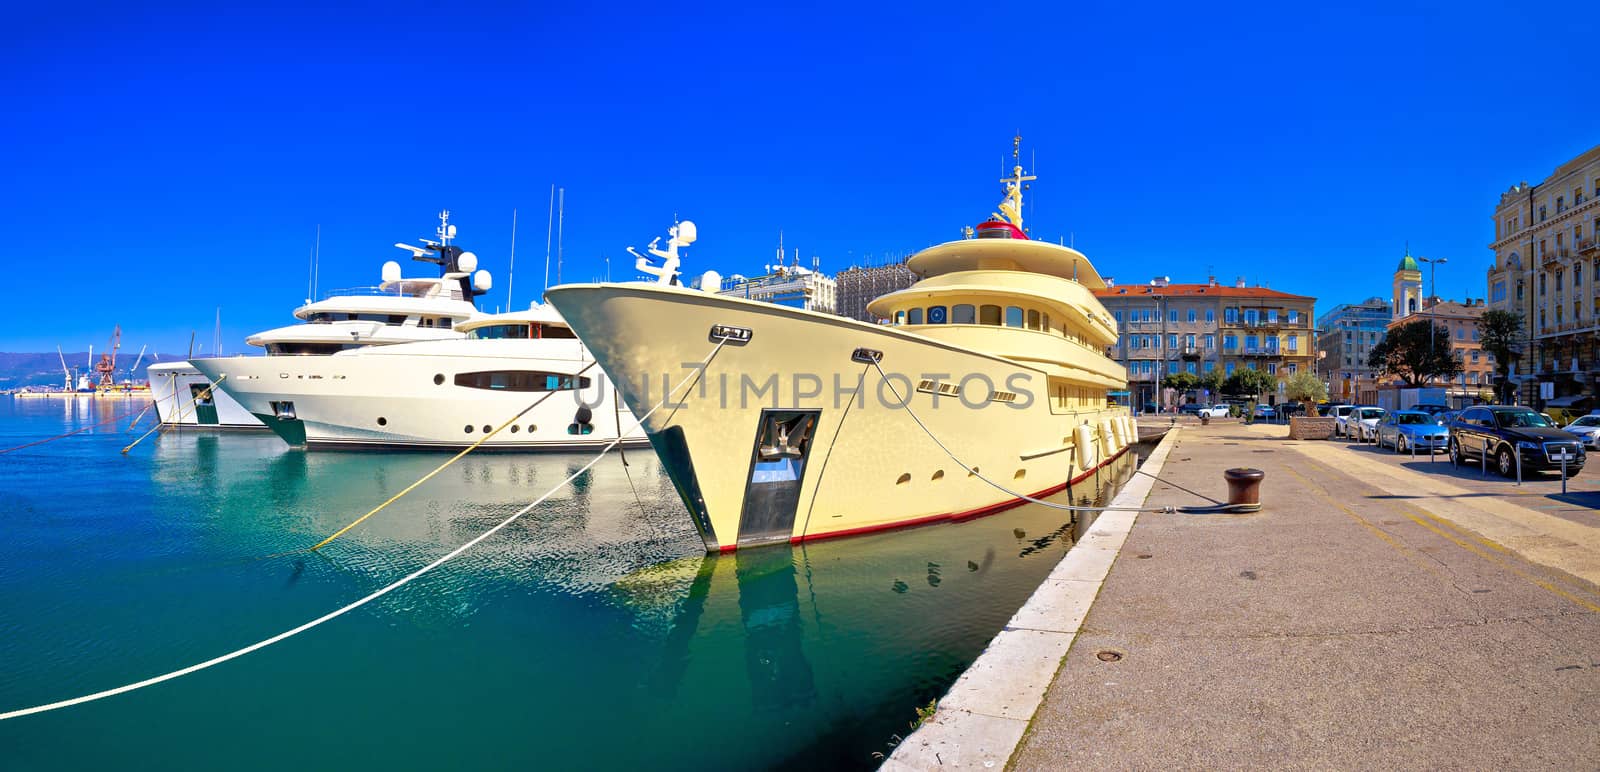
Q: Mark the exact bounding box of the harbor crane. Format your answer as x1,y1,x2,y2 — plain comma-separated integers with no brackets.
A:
95,325,121,388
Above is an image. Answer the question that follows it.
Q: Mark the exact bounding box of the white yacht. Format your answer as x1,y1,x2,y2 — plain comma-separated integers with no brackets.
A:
151,211,492,428
189,304,647,451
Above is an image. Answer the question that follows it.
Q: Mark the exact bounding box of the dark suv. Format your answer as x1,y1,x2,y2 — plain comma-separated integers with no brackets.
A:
1449,406,1585,477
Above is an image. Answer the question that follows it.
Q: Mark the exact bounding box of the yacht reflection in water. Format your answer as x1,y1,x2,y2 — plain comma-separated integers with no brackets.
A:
630,445,1139,717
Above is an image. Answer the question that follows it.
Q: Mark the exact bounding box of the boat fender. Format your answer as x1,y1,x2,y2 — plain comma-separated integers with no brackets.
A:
1128,415,1139,443
1074,423,1098,471
1097,419,1115,457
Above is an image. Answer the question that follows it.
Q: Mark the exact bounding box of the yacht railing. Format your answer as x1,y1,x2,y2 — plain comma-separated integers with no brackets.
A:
319,285,466,301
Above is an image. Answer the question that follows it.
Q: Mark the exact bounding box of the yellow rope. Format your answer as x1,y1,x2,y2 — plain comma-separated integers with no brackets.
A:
309,360,600,551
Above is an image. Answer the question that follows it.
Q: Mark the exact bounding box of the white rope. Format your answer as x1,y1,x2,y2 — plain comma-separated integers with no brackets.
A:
869,360,1172,514
0,339,726,721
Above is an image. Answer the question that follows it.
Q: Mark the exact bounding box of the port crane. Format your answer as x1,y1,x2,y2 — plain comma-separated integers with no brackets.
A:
95,325,120,389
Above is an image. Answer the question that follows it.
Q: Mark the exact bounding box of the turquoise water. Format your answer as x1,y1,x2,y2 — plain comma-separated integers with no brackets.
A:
0,396,1139,770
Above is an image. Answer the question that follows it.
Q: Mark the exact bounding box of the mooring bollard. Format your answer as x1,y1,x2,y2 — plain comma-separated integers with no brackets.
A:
1224,468,1265,513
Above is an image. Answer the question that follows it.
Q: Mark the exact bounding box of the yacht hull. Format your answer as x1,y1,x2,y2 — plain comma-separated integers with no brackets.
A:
146,362,265,429
189,351,647,451
547,283,1132,553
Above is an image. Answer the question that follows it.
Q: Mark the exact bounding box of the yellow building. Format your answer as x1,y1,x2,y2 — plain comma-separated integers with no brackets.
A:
1485,143,1600,404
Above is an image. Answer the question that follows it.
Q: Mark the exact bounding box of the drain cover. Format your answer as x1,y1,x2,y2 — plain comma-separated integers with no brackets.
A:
1095,650,1123,662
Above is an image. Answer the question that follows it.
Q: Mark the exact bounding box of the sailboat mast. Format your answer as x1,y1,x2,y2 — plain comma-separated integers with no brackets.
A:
543,184,554,293
507,208,518,309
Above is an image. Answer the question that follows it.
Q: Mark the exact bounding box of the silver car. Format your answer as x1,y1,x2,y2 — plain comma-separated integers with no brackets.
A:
1348,407,1387,441
1563,414,1600,449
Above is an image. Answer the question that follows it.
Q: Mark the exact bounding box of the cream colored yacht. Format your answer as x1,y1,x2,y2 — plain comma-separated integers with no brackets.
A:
190,304,646,451
546,145,1134,552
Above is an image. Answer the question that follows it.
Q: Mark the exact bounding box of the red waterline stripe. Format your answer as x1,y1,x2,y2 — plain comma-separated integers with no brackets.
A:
788,445,1131,547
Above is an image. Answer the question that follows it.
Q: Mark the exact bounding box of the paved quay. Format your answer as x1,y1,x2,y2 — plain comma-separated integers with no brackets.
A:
894,418,1600,769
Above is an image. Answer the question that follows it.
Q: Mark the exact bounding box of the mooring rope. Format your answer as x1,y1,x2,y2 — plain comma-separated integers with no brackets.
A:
868,360,1175,515
309,359,601,551
0,407,140,455
121,375,228,454
0,339,725,722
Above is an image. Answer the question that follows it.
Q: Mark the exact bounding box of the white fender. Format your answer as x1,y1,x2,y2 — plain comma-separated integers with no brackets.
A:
1074,423,1098,472
1128,415,1140,443
1098,418,1116,457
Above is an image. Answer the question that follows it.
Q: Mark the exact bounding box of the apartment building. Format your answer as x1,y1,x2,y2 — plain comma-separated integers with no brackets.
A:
1316,296,1390,403
1095,277,1317,410
1485,144,1600,403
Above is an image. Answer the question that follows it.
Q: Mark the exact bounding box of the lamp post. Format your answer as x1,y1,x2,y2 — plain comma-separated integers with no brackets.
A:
1419,256,1447,383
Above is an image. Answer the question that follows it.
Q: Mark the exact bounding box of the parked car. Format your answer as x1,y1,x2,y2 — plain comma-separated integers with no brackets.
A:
1449,406,1586,477
1375,410,1449,454
1252,404,1276,420
1562,413,1600,449
1347,406,1387,441
1178,403,1206,415
1318,402,1349,417
1278,403,1307,417
1411,403,1450,418
1197,405,1229,418
1331,404,1362,437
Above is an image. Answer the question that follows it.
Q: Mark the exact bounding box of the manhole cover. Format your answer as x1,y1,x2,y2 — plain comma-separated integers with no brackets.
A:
1095,650,1123,662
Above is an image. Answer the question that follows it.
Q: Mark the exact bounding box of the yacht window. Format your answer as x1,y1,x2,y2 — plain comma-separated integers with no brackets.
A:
926,305,948,324
952,304,976,324
534,324,577,339
453,371,594,392
1005,307,1024,328
467,324,532,340
908,308,924,325
980,305,1002,325
264,342,359,355
894,310,907,324
1026,310,1041,330
437,318,452,329
1042,313,1051,332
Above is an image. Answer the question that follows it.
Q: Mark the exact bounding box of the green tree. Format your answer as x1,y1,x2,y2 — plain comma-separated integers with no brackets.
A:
1224,367,1278,401
1366,319,1462,387
1162,371,1200,393
1198,368,1226,399
1477,309,1524,402
1284,369,1327,412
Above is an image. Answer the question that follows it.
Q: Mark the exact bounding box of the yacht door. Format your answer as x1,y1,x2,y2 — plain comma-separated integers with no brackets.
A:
189,383,219,425
736,410,821,548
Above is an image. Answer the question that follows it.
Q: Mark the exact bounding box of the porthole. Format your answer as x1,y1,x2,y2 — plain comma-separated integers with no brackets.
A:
482,425,492,434
1014,469,1026,480
464,425,474,433
377,417,387,426
931,470,944,481
528,424,537,432
896,473,911,485
434,374,445,385
510,425,520,433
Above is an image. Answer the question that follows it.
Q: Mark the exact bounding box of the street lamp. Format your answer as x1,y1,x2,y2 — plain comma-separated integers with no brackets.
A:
1419,256,1447,382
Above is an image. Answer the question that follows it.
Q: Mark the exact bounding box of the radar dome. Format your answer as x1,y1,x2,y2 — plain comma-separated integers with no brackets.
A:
458,251,478,272
473,270,493,291
676,220,698,244
698,270,722,291
381,261,402,283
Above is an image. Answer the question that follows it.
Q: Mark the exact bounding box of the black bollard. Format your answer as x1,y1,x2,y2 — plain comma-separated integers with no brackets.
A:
1224,468,1265,513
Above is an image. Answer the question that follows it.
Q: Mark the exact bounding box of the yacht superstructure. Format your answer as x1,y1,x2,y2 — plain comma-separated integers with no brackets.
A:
190,304,647,451
152,212,492,428
546,142,1134,552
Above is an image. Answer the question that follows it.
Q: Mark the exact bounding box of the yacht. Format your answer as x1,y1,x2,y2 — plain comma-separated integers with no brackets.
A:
545,142,1134,552
189,304,647,451
151,211,492,428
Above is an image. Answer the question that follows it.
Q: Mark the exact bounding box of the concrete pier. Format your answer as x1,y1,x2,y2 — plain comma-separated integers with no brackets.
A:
890,419,1600,769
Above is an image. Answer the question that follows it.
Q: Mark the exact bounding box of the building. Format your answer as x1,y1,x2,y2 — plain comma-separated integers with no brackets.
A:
1094,276,1317,411
1316,296,1390,403
1385,296,1493,404
834,261,917,322
709,263,837,314
1484,144,1600,405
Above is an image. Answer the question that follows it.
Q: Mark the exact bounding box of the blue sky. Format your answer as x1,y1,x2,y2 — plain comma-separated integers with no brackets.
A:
3,1,1596,355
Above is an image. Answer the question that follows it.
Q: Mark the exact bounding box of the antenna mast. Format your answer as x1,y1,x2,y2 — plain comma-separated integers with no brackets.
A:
507,208,518,309
313,225,321,300
543,184,554,292
556,187,565,285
